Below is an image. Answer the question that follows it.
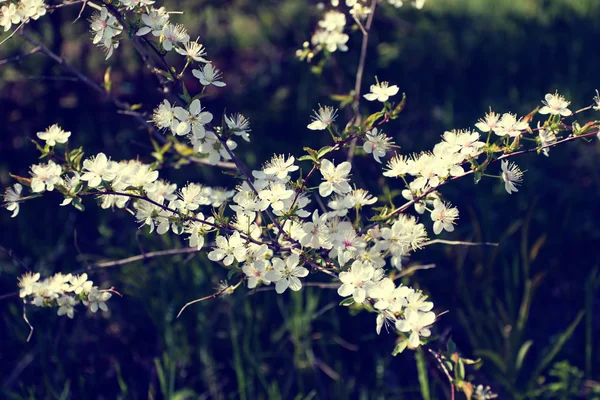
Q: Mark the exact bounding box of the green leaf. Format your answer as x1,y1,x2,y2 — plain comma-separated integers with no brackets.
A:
390,93,407,118
70,197,85,212
103,66,112,92
9,173,32,187
180,82,192,104
317,146,332,159
447,338,457,355
529,311,584,388
339,297,355,307
473,171,483,184
515,340,534,372
416,348,431,400
392,340,408,356
363,111,385,131
474,349,507,373
456,358,465,381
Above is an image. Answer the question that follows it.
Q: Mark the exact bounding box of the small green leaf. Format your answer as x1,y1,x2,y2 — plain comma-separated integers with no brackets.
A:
9,173,32,186
516,340,534,371
298,155,313,162
456,358,465,381
339,297,355,307
103,66,112,92
392,340,408,356
317,146,332,159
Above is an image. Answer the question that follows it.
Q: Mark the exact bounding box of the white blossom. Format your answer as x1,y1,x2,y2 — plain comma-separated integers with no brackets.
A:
395,310,435,348
430,199,459,234
307,105,338,130
225,113,251,142
81,153,116,188
337,261,375,304
173,99,214,139
84,287,112,313
493,113,529,137
539,92,572,117
136,7,169,36
264,253,309,294
383,154,413,178
475,110,501,133
192,63,225,87
4,183,22,218
318,10,346,32
208,231,247,266
318,159,352,197
175,39,209,63
500,160,523,194
363,128,394,163
36,124,70,146
537,121,557,157
161,23,189,52
30,160,62,192
364,81,399,103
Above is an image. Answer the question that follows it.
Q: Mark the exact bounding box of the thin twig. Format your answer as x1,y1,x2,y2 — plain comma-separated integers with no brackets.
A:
176,280,240,318
0,244,31,272
427,347,455,400
0,46,41,66
76,247,201,273
422,239,498,247
23,302,34,342
396,263,436,278
347,0,378,163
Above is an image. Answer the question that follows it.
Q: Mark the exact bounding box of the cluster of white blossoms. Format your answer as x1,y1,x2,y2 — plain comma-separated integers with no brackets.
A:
152,98,249,165
5,0,599,373
89,7,123,59
0,0,46,32
296,0,428,61
18,272,112,318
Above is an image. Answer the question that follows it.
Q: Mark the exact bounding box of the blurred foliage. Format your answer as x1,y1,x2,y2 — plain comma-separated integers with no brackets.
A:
1,0,600,398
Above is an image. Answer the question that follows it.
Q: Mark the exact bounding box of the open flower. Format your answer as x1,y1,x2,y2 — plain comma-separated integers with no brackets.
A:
539,92,572,116
192,63,225,87
395,309,436,348
4,183,22,218
430,199,459,234
500,160,523,194
175,39,208,63
208,231,247,266
225,113,251,142
493,113,529,137
307,105,337,130
136,7,169,37
318,159,352,197
30,160,63,192
173,99,213,139
475,110,500,133
537,121,557,157
363,128,394,163
264,253,309,294
160,23,189,51
37,124,71,146
81,153,116,187
363,80,399,102
337,261,375,304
